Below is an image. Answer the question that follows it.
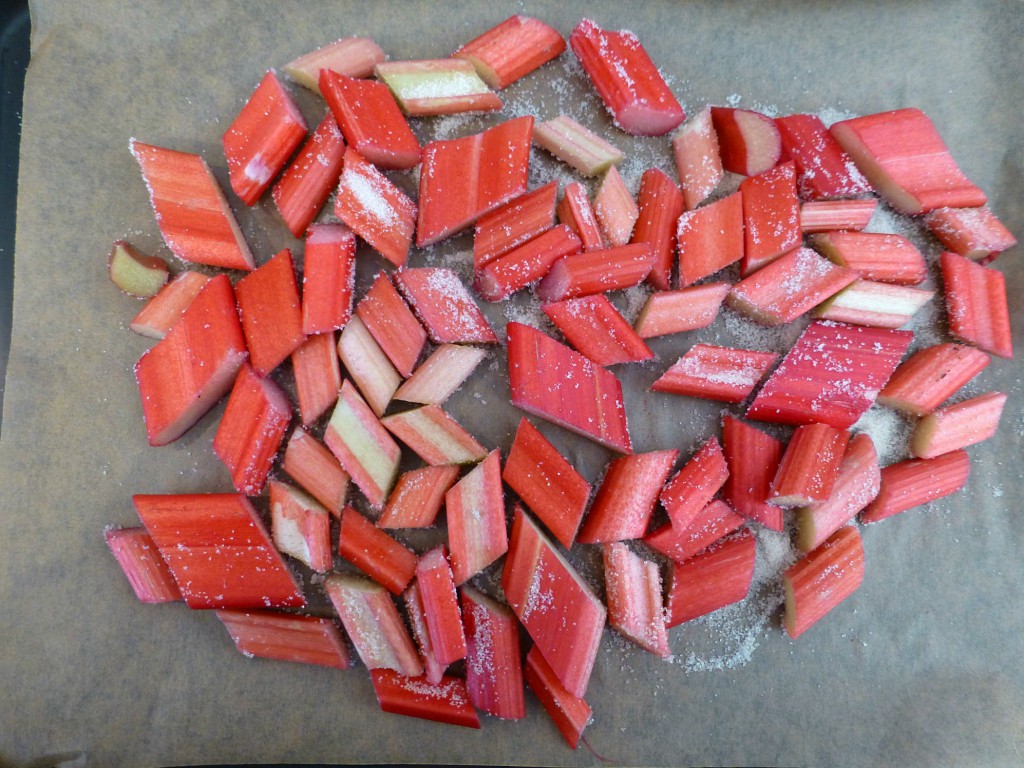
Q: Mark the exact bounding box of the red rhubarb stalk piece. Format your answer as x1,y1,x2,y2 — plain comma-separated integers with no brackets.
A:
774,113,871,200
676,191,744,287
558,181,605,252
393,344,488,406
319,69,421,170
569,18,684,136
602,542,670,657
474,182,558,270
659,436,730,531
524,645,592,749
284,37,386,93
130,139,255,271
746,321,913,428
769,423,850,507
291,332,341,426
632,167,684,289
651,344,779,404
710,107,782,176
282,426,350,516
133,493,305,609
403,582,447,685
532,115,624,177
799,199,877,233
633,283,730,339
337,505,418,595
740,161,801,275
666,529,756,627
643,498,745,564
213,361,291,495
370,669,481,729
542,294,654,366
474,223,581,302
507,322,632,453
269,479,332,573
454,15,566,90
394,267,497,345
134,274,248,446
300,223,355,335
216,609,351,669
375,59,501,116
415,547,467,666
536,242,655,304
877,343,990,416
129,271,211,339
813,279,934,329
860,450,970,524
940,250,1013,359
104,527,182,604
783,525,864,639
378,465,460,529
382,405,489,466
108,240,169,298
234,248,307,377
337,315,401,417
672,106,723,210
924,206,1017,264
445,449,508,584
593,165,638,247
722,415,785,531
502,505,606,698
461,586,526,720
356,271,427,377
910,391,1006,459
576,449,678,544
503,417,592,549
809,231,927,285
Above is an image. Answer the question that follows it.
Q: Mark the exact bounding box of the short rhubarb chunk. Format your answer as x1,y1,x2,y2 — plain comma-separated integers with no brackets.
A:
234,248,306,377
394,267,497,345
651,344,778,404
291,332,341,426
378,465,460,529
370,669,481,729
799,199,877,233
108,241,169,298
783,525,864,639
808,231,927,285
415,547,467,666
910,391,1006,459
282,426,350,516
860,450,970,524
774,113,871,200
474,182,558,269
381,405,489,467
129,271,211,339
104,527,182,603
337,506,418,595
593,165,639,247
404,582,447,685
337,315,401,417
672,106,723,210
643,498,745,564
454,15,566,90
216,609,350,669
461,586,526,720
445,450,508,584
375,59,502,116
542,294,653,366
877,343,990,416
356,272,427,377
473,223,582,302
666,530,756,627
393,344,488,406
524,646,592,749
633,283,730,339
300,223,356,335
632,168,684,290
769,423,850,507
924,206,1018,263
710,107,782,176
536,242,654,304
722,415,785,531
659,436,730,531
813,280,934,329
676,191,744,286
740,161,801,275
602,542,669,657
269,479,332,573
558,182,605,252
284,37,387,93
940,250,1013,359
532,115,624,177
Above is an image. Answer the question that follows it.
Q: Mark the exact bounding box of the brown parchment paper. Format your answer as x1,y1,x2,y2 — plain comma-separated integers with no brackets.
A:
2,1,1023,766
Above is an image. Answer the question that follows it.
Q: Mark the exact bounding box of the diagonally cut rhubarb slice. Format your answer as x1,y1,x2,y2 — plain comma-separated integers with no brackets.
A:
461,585,526,720
415,546,467,667
291,331,341,426
454,15,566,90
337,505,418,595
524,645,592,749
768,423,850,507
473,223,582,302
783,525,864,639
284,37,386,93
676,190,744,287
370,669,480,729
216,609,350,669
393,344,488,406
269,479,332,573
659,436,730,532
282,426,350,517
393,267,497,345
356,271,427,378
593,165,639,247
710,107,782,177
375,59,502,116
337,315,401,418
812,279,934,329
774,113,871,200
381,405,489,467
602,542,669,657
652,344,778,404
542,294,653,366
404,581,447,685
673,106,723,210
643,498,746,564
532,115,624,177
377,465,460,529
558,182,605,252
234,248,307,377
104,526,182,604
633,283,730,339
445,449,507,584
300,223,356,335
632,168,684,290
910,391,1006,459
740,161,801,275
808,231,926,285
474,182,558,270
536,242,654,304
940,250,1013,359
666,529,756,627
722,415,785,531
877,343,990,416
924,206,1017,264
129,271,211,339
859,450,970,524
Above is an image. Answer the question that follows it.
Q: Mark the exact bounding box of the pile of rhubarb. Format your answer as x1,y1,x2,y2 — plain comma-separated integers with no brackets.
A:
105,14,1016,749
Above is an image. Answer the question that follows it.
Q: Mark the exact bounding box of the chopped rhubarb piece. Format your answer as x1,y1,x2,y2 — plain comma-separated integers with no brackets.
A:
524,645,592,749
911,391,1006,459
324,572,423,675
727,246,859,327
381,405,489,466
319,70,421,170
394,267,497,345
134,274,248,446
503,417,591,549
666,530,756,627
808,231,927,285
577,449,678,544
860,450,970,524
216,609,350,669
104,527,182,604
633,283,730,339
795,432,879,552
676,191,744,286
593,165,638,247
284,37,386,93
378,465,460,529
324,380,401,509
659,436,730,531
370,669,481,729
652,344,778,404
109,240,169,298
337,315,401,417
417,116,534,247
775,113,871,200
130,139,254,271
557,181,605,252
282,426,350,516
213,362,291,495
404,582,447,684
532,115,624,177
643,498,745,563
474,182,558,269
356,272,427,377
502,505,606,697
223,70,307,206
300,223,356,335
334,147,417,267
769,423,850,507
940,250,1013,359
747,321,913,428
454,15,566,90
710,107,782,176
507,322,632,453
291,332,341,426
722,415,785,530
783,525,864,639
741,161,801,275
461,586,526,720
393,344,488,406
830,108,986,214
337,505,418,594
234,248,306,377
474,224,581,302
877,343,990,416
542,294,653,366
569,18,684,136
268,479,332,573
602,542,669,657
415,547,467,666
813,279,934,329
673,106,723,210
375,59,502,116
536,242,655,304
799,199,877,233
445,449,508,584
133,493,304,609
632,168,684,289
924,206,1017,263
129,271,211,339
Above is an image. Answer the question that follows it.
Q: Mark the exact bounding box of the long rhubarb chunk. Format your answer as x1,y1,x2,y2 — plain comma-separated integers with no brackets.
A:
104,527,182,604
216,609,350,669
394,267,497,345
337,506,418,595
783,526,864,638
445,450,508,584
381,405,489,467
632,167,684,289
454,15,566,90
536,242,654,304
284,37,386,93
666,530,756,627
603,542,669,657
877,343,990,416
652,344,778,404
633,283,730,339
415,547,467,667
542,294,653,366
300,223,356,335
860,451,970,524
799,199,877,233
813,280,934,330
910,391,1006,459
461,586,526,720
924,206,1017,263
234,248,306,377
376,59,501,117
524,646,592,749
721,415,785,531
474,223,582,302
370,669,481,729
940,250,1013,359
809,231,927,286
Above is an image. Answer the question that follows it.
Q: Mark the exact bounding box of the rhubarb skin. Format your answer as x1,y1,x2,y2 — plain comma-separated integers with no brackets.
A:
659,436,730,531
860,450,970,524
710,107,782,176
666,529,756,627
234,248,307,377
651,344,779,404
558,182,605,252
377,465,460,529
632,168,684,289
370,669,481,729
524,645,592,749
445,449,508,584
633,283,730,339
291,332,341,426
474,181,558,270
337,315,401,417
809,231,927,286
910,391,1007,459
536,242,655,304
474,223,582,302
924,206,1018,263
676,191,744,287
129,271,211,339
542,294,654,367
356,271,427,378
394,267,497,345
454,15,566,90
643,498,746,564
282,426,350,516
375,58,502,117
829,107,986,215
381,405,489,467
740,161,801,275
104,527,182,604
774,113,871,200
602,542,670,657
461,586,526,720
569,18,684,136
337,505,418,595
532,115,624,177
284,37,387,93
722,415,785,531
593,165,639,248
393,344,488,406
108,241,169,298
223,70,307,206
673,106,723,210
300,223,356,335
134,274,248,447
783,525,864,639
940,250,1013,359
415,547,467,666
799,199,877,233
216,609,350,669
877,343,990,416
768,423,850,507
269,479,333,573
